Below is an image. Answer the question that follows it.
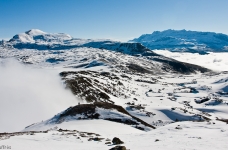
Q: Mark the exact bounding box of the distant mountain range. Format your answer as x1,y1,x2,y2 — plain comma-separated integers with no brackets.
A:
0,29,210,74
2,29,228,54
130,29,228,54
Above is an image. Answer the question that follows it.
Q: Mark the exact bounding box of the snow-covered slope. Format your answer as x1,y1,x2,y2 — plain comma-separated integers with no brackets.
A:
1,70,228,149
24,102,155,132
1,120,228,150
130,29,228,53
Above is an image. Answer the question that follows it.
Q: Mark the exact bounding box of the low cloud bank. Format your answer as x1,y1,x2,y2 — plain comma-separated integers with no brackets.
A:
0,59,78,132
154,50,228,71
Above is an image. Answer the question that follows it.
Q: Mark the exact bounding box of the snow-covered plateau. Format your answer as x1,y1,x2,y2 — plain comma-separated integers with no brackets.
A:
0,30,228,150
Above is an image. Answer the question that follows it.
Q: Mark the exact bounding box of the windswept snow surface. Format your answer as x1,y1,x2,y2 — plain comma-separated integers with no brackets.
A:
1,120,228,150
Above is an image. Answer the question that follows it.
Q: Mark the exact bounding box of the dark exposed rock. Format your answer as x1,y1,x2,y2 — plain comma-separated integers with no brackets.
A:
127,63,152,74
105,142,111,144
175,126,182,130
135,79,156,84
112,137,124,145
195,97,210,104
216,118,228,124
88,137,104,141
109,146,127,150
60,72,112,103
59,71,127,103
155,139,160,142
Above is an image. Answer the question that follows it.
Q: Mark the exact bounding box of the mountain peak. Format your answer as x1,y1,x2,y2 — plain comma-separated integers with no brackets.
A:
25,29,46,36
8,29,72,44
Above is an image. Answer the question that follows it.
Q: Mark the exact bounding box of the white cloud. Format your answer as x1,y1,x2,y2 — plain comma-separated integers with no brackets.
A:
154,50,228,71
0,59,78,132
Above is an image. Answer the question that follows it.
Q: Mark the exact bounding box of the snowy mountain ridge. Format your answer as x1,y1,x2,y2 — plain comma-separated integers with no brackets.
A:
3,29,118,50
130,29,228,53
9,29,72,43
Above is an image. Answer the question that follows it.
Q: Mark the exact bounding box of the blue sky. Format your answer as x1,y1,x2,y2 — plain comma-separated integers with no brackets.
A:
0,0,228,41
